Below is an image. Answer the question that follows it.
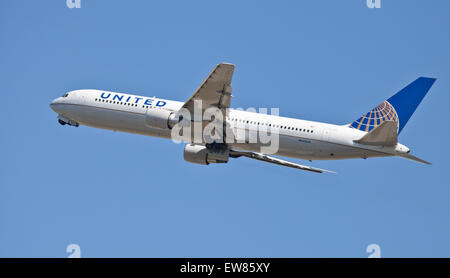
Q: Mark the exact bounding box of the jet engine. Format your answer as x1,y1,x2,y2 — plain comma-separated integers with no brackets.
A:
183,144,229,165
57,115,79,127
144,108,182,129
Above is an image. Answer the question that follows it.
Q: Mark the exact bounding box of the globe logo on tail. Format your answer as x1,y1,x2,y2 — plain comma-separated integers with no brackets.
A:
350,101,399,132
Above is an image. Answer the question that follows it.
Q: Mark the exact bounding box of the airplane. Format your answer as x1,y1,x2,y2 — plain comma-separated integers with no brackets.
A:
50,63,436,173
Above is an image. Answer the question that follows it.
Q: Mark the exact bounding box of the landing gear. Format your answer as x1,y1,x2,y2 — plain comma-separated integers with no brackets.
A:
58,119,66,126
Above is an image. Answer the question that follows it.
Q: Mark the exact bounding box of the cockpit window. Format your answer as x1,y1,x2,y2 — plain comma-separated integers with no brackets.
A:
62,93,69,97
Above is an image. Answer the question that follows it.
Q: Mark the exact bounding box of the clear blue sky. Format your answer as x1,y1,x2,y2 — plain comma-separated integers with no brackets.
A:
1,0,449,258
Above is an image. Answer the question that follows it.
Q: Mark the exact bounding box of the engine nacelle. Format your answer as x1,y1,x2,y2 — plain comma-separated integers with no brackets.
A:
144,108,181,129
57,115,79,127
184,144,229,165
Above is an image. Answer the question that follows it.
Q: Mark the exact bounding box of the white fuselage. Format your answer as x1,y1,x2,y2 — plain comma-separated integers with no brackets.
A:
50,90,410,161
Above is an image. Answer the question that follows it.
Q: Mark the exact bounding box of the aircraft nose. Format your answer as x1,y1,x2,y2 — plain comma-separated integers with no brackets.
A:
50,99,57,111
50,98,62,113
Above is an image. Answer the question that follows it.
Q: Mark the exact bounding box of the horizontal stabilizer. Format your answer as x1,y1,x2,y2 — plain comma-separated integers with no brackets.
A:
398,153,431,165
354,120,398,146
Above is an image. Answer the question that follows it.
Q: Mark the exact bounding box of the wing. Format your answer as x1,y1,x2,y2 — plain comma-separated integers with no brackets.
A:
178,63,235,144
229,150,336,174
182,63,235,113
398,153,431,165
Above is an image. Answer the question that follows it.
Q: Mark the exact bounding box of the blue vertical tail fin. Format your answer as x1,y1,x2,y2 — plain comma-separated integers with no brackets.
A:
349,77,436,134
